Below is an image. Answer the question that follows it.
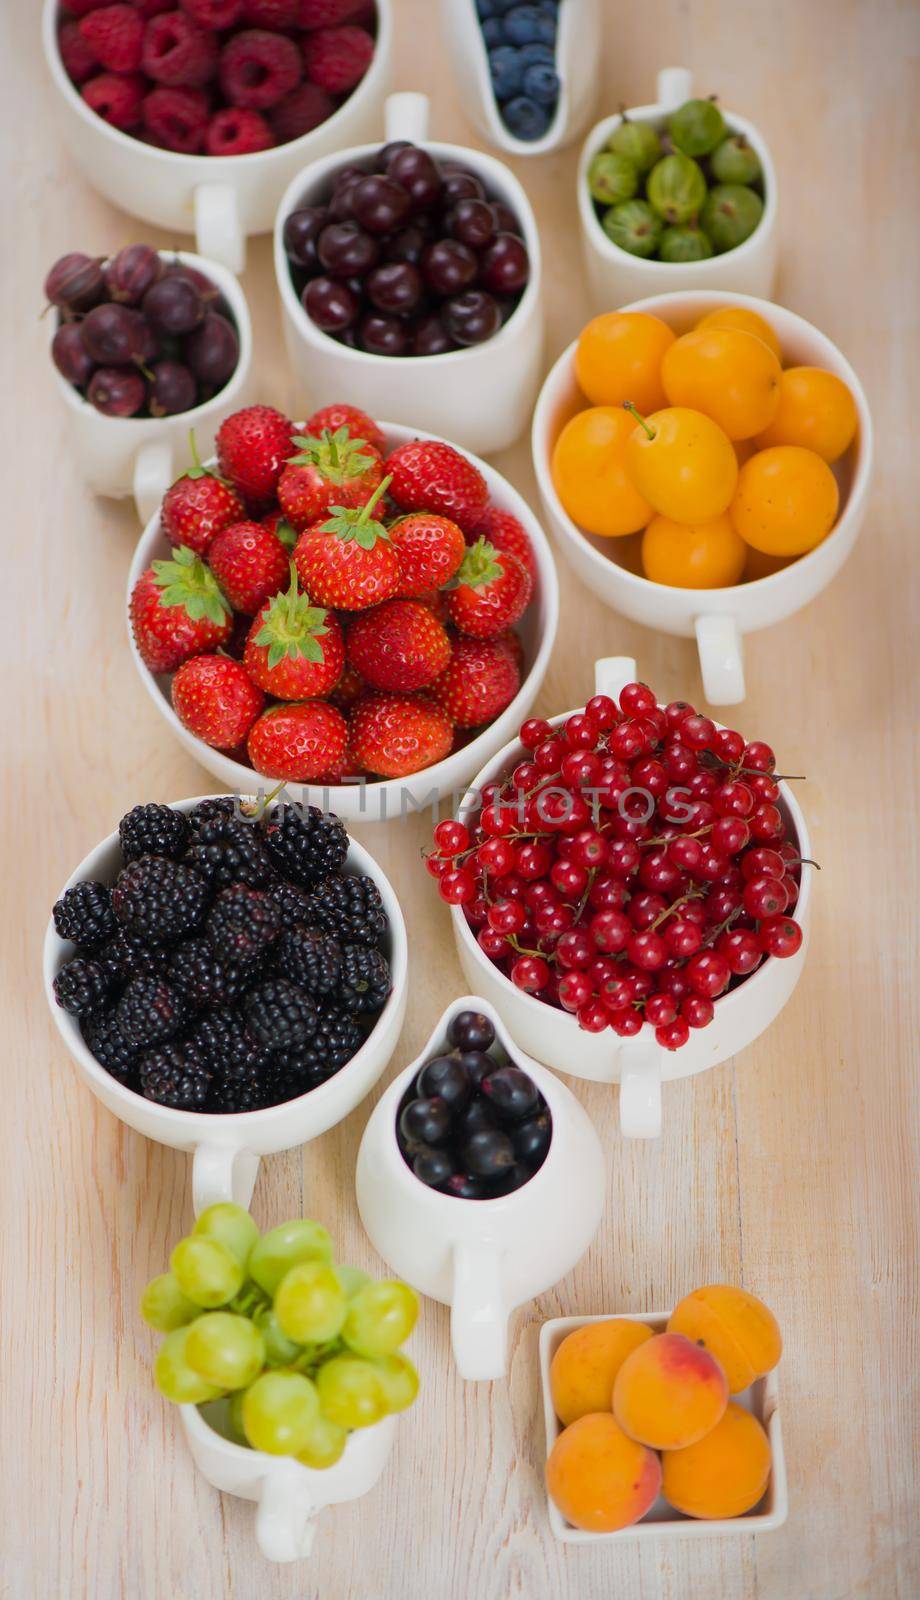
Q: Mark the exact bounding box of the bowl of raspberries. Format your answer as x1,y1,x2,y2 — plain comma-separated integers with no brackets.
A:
126,401,558,823
42,0,392,272
44,794,408,1210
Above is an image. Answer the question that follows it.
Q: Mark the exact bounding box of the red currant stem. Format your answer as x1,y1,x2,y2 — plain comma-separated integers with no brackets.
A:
507,934,557,965
785,855,821,870
623,400,655,440
573,866,600,925
639,824,712,850
649,888,705,932
697,905,745,951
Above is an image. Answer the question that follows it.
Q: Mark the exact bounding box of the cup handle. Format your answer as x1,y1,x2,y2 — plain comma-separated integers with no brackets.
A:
450,1239,507,1380
656,67,694,110
256,1463,316,1563
194,182,245,275
618,1034,663,1138
694,614,746,706
594,655,638,701
383,91,430,144
192,1143,260,1215
132,440,174,526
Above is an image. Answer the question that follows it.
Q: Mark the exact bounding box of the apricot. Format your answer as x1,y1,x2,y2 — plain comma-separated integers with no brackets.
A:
661,1401,772,1519
552,406,653,537
661,328,782,440
613,1332,728,1450
642,513,746,589
574,311,675,412
625,406,738,523
695,305,783,363
550,1319,654,1426
753,366,858,462
731,445,838,556
744,546,792,580
546,1413,661,1533
667,1284,782,1394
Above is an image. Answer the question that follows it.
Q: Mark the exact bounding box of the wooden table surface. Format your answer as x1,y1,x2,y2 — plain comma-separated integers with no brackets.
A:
3,0,918,1596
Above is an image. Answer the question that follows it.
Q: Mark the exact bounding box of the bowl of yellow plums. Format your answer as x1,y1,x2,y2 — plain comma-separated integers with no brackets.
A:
531,292,872,704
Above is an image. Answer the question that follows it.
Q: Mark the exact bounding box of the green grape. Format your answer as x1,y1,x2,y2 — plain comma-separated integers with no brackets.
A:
242,1371,319,1456
275,1263,347,1344
226,1392,248,1446
699,183,764,252
658,224,714,262
248,1220,333,1298
155,1328,224,1405
341,1281,419,1358
607,116,662,174
192,1203,259,1269
668,96,725,157
140,1273,198,1332
334,1266,371,1300
587,151,638,207
710,133,761,186
316,1357,388,1430
256,1307,304,1368
646,153,708,225
185,1313,265,1390
296,1415,349,1470
601,199,662,259
171,1237,244,1309
374,1353,419,1414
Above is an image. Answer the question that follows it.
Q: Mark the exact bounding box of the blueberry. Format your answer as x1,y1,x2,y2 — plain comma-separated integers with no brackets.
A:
505,4,556,46
502,95,552,140
522,62,559,104
481,17,505,44
519,41,555,64
488,44,523,100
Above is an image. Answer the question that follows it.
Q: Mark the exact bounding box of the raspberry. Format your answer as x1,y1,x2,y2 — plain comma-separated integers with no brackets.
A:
244,978,316,1050
302,24,373,93
119,802,190,863
53,881,116,950
65,0,114,16
219,28,301,109
139,1041,212,1109
78,5,144,71
53,957,114,1017
115,975,188,1048
297,0,369,26
82,72,146,129
179,0,244,24
143,85,210,151
241,0,299,27
142,11,218,86
205,106,275,153
269,81,335,143
262,803,348,887
58,21,98,83
131,0,176,15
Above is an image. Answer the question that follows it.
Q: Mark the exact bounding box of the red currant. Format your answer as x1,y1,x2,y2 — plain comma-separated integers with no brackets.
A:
664,917,703,957
439,868,474,904
514,840,552,880
658,966,692,1001
576,999,609,1033
750,803,784,841
487,899,526,935
749,774,780,803
607,838,641,877
781,874,799,908
686,950,731,997
534,738,562,773
656,1016,690,1049
558,970,594,1012
645,993,677,1027
520,717,551,750
712,727,744,763
477,837,515,875
628,891,667,930
477,926,510,958
589,874,629,911
433,818,469,855
743,740,776,772
510,955,549,993
619,681,657,717
511,760,539,791
717,927,762,975
631,757,668,798
714,779,754,817
551,858,588,899
571,828,606,867
609,721,644,760
561,749,601,788
704,885,743,922
681,994,714,1028
740,846,784,881
742,875,788,919
627,930,667,971
664,741,696,781
564,712,595,748
590,908,631,953
680,712,716,750
639,850,684,895
425,853,449,878
711,816,750,855
534,902,575,940
758,915,802,958
585,693,618,729
610,1007,642,1037
556,929,595,970
665,699,694,732
601,975,632,1012
668,835,702,872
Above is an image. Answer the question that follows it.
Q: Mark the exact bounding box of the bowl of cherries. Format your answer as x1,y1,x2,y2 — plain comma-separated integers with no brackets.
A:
274,91,543,455
425,656,812,1138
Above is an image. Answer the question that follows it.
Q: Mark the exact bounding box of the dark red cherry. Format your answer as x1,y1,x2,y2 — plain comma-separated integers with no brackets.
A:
446,198,496,249
350,175,412,234
317,221,380,279
302,276,359,333
358,313,408,356
442,290,501,346
479,233,531,294
421,238,478,295
365,261,423,314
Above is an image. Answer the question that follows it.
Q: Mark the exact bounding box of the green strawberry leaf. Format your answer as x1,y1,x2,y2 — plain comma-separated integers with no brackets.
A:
275,517,298,550
175,429,227,485
287,425,376,482
254,564,330,670
445,536,504,591
322,474,393,544
152,545,231,624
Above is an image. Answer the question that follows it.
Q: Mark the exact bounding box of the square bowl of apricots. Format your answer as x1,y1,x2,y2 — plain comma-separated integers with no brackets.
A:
539,1283,787,1541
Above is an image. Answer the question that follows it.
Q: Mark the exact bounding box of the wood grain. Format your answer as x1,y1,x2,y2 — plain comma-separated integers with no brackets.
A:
2,0,918,1596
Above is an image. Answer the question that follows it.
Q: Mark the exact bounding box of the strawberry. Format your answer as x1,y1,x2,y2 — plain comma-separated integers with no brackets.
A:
243,568,344,699
350,692,453,778
501,627,525,672
415,588,451,624
303,401,385,454
207,520,289,614
329,661,365,709
469,504,536,583
294,477,399,611
429,633,521,728
385,438,489,534
248,700,348,782
347,599,451,693
130,547,232,673
261,509,298,548
446,538,532,639
277,425,383,531
216,404,295,509
389,512,466,597
160,437,244,556
171,654,265,749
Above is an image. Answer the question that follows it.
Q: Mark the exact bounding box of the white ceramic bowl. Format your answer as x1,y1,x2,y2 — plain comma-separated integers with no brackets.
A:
41,0,393,273
273,92,544,455
532,290,873,704
539,1310,787,1542
449,656,813,1138
49,249,253,525
182,1398,397,1563
127,419,559,823
578,67,778,311
355,996,605,1380
438,0,601,157
43,795,408,1213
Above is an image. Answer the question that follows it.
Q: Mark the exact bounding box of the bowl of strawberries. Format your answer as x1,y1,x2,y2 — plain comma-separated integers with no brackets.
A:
126,400,558,821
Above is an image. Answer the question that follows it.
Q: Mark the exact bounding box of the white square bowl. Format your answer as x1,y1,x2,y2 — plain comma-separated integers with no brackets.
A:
538,1311,788,1542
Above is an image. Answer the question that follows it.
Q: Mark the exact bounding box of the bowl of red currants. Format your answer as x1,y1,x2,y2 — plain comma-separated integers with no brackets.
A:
273,91,544,455
426,656,812,1137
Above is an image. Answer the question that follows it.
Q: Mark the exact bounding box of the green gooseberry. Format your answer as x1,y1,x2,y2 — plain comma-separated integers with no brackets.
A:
668,96,726,157
587,151,639,207
710,133,762,186
699,184,764,252
601,199,663,258
659,225,714,263
646,153,708,225
607,115,662,175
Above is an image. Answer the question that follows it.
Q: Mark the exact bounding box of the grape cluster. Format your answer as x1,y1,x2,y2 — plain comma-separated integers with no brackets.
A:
425,684,807,1051
143,1204,419,1465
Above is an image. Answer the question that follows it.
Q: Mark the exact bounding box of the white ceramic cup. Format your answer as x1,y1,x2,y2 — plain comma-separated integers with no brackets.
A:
273,92,545,455
448,657,812,1140
43,795,408,1213
355,996,606,1381
49,250,253,525
127,419,559,823
41,0,393,274
532,290,873,705
438,0,601,157
181,1398,397,1563
578,67,779,311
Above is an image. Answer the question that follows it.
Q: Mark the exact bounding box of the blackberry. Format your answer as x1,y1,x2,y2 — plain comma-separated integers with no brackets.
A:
274,926,342,996
119,803,189,863
139,1041,211,1110
100,929,170,982
335,944,391,1015
307,875,388,946
263,804,348,888
190,1005,251,1074
265,877,313,926
53,957,114,1016
278,1006,364,1083
209,1046,274,1114
112,855,210,945
244,978,316,1050
81,1009,140,1088
184,812,273,890
206,883,281,963
115,975,188,1049
168,937,253,1009
52,880,115,950
187,796,237,833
